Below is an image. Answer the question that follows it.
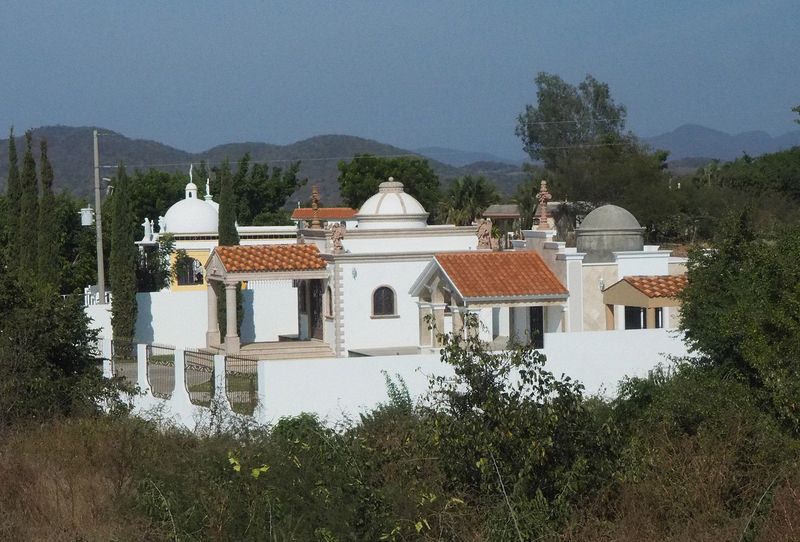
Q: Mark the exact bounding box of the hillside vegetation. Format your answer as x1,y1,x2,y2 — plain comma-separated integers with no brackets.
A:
0,127,526,203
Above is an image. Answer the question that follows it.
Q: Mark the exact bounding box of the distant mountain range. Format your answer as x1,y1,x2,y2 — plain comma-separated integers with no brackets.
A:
0,126,527,203
644,124,800,161
1,124,798,204
413,146,521,167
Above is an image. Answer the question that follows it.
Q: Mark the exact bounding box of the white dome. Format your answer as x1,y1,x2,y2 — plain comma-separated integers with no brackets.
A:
356,178,428,230
163,197,219,234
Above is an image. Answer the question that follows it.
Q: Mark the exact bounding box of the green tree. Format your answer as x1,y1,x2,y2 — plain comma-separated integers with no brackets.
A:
232,154,304,226
680,212,800,431
217,159,239,246
5,127,21,258
109,164,137,340
37,139,60,286
18,131,39,274
439,175,499,226
337,154,441,214
216,159,239,336
516,72,627,170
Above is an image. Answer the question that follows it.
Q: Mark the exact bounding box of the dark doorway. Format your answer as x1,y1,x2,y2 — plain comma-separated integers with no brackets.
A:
529,306,544,349
310,280,324,340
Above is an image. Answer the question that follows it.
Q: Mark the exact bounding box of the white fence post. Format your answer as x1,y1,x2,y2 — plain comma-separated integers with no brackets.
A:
213,354,232,411
255,360,270,424
137,343,150,394
173,348,191,402
101,337,113,378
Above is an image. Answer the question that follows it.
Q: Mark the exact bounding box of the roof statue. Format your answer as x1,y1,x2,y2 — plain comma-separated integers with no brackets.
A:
310,186,322,229
189,163,193,184
535,179,552,230
330,221,346,253
477,217,492,249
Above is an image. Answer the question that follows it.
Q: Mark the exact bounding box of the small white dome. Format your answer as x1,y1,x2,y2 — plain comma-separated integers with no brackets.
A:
163,197,218,234
356,178,428,230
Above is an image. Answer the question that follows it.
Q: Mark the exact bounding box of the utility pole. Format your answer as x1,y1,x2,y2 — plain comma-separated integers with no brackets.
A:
93,129,106,303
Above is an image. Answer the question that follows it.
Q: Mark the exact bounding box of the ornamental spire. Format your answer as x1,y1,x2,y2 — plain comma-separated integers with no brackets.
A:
536,179,552,230
310,185,322,229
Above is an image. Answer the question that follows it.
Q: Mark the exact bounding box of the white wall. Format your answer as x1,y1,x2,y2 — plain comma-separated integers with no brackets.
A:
135,290,208,347
344,231,476,254
615,250,671,278
106,328,690,428
259,328,691,422
341,260,430,351
241,280,299,342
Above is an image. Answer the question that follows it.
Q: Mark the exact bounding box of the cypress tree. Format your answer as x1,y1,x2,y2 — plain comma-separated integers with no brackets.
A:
216,159,240,336
217,159,239,246
4,127,20,264
37,139,61,288
18,131,39,274
109,164,138,340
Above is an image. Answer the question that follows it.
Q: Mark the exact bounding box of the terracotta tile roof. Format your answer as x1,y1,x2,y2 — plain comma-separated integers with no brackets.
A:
291,207,357,220
213,244,326,273
623,274,688,298
435,251,568,299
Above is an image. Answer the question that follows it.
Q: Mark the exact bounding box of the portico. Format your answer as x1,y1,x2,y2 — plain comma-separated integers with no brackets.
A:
205,244,330,354
410,251,569,348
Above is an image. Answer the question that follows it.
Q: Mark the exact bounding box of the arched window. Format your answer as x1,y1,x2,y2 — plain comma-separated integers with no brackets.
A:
175,255,204,285
325,286,333,318
372,286,396,317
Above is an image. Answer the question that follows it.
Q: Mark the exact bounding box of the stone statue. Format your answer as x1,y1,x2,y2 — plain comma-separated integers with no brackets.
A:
142,217,152,241
477,218,492,249
330,221,346,252
157,215,166,233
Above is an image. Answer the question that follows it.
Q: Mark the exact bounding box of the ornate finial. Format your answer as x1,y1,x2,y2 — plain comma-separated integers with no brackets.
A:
310,185,321,229
388,176,394,182
205,176,211,197
536,179,552,230
189,163,193,183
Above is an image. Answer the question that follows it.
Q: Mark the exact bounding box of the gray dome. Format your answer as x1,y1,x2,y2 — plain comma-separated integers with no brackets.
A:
579,205,641,231
576,205,644,263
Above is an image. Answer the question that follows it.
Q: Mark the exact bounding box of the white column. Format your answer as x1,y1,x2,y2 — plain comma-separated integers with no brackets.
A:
136,343,149,394
225,283,240,354
206,282,220,347
614,304,625,330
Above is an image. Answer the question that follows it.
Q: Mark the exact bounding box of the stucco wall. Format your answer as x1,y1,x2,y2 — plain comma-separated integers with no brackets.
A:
582,264,618,331
241,280,299,343
340,259,430,351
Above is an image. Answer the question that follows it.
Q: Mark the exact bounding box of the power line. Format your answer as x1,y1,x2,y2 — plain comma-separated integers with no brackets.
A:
99,141,629,170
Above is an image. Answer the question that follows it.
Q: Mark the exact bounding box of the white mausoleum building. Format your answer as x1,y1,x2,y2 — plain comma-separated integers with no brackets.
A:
91,174,688,358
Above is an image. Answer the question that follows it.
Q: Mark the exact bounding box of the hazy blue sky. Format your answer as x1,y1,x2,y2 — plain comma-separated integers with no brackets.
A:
1,1,798,159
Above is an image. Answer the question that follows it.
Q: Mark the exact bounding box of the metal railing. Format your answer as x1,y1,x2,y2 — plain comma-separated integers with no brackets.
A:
111,337,137,383
224,354,259,415
184,349,215,406
146,343,175,399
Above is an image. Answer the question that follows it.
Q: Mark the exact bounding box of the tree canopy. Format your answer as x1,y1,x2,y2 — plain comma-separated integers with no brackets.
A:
439,175,499,226
516,72,627,170
337,154,441,214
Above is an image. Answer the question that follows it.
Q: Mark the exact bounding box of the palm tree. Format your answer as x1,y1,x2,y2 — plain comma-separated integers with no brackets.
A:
440,176,500,226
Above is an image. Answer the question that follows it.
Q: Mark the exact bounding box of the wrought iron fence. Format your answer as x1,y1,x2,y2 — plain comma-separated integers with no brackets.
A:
185,349,215,406
146,343,175,399
111,337,137,383
224,354,258,415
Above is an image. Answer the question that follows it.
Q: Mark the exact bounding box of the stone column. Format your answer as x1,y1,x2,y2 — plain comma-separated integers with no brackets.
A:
225,282,240,354
645,307,656,330
418,304,433,347
452,307,464,339
206,281,220,347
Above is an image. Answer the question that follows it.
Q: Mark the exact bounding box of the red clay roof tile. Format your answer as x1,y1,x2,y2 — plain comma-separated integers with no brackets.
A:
214,244,326,273
623,274,688,298
435,251,568,299
291,207,357,220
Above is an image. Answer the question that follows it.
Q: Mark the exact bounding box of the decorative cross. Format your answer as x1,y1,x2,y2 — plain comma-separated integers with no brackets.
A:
310,186,321,229
536,180,552,230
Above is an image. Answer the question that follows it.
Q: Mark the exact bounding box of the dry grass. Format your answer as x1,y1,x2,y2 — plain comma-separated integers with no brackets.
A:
0,418,155,541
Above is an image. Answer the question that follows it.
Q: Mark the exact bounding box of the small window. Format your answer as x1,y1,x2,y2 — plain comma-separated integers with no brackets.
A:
624,306,644,329
325,286,333,318
372,286,396,317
